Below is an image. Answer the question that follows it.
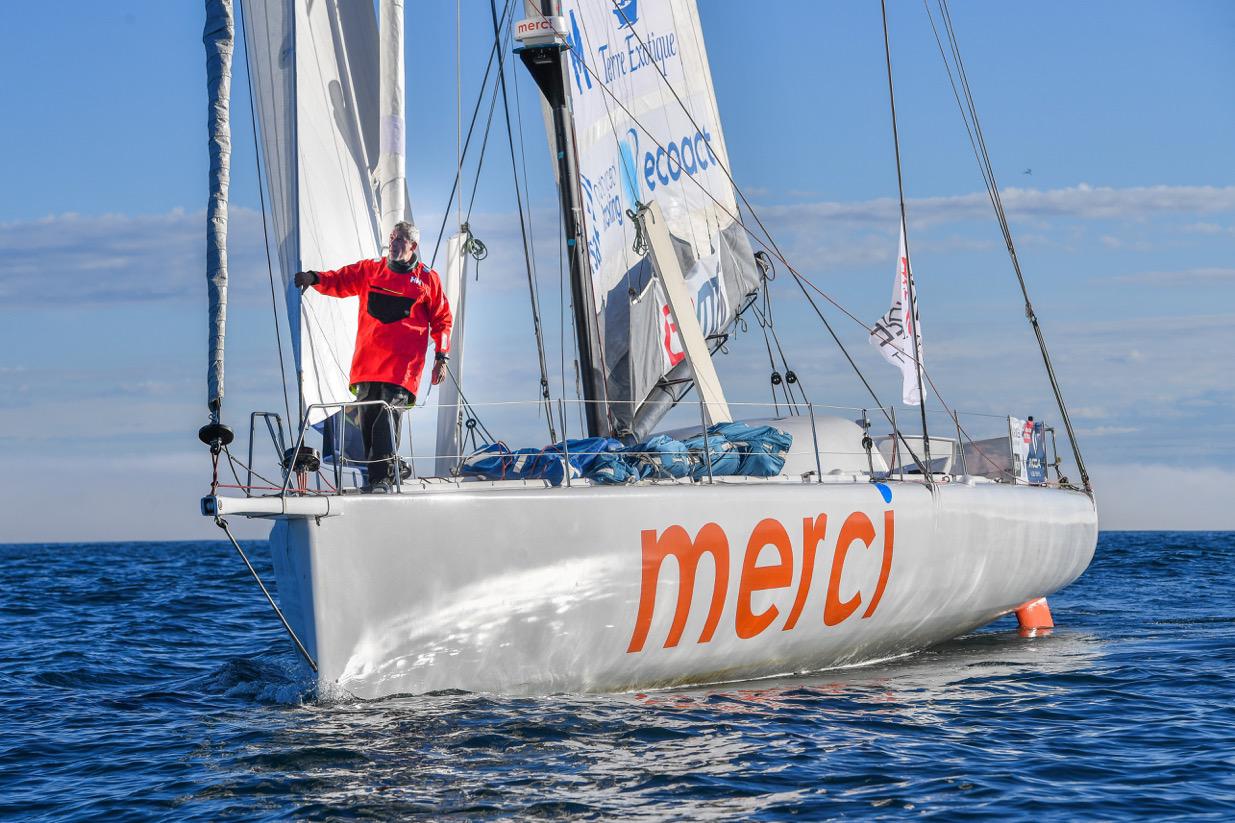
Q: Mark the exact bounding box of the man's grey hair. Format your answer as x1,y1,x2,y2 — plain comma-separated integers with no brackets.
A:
391,221,420,245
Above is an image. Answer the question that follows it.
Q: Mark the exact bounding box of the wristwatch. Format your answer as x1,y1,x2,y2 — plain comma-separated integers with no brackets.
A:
434,352,449,363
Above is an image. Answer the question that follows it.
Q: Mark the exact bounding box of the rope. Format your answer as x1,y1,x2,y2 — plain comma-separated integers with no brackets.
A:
215,517,318,673
462,224,488,263
925,0,1091,493
490,0,557,443
881,0,933,485
626,203,650,255
427,0,512,268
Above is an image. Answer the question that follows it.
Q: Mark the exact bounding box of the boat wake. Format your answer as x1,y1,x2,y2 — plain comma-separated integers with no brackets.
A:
201,655,314,705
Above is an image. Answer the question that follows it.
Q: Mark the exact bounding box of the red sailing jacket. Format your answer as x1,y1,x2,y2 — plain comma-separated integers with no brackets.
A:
312,258,452,397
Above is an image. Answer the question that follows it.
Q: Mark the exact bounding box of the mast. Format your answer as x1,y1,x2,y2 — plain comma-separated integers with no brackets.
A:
378,0,407,244
202,0,235,447
515,0,609,437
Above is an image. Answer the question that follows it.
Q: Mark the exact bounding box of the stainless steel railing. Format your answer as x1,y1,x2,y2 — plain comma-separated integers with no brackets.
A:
227,394,1063,497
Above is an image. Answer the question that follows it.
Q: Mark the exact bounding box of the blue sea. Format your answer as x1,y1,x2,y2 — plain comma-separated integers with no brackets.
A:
1,532,1232,820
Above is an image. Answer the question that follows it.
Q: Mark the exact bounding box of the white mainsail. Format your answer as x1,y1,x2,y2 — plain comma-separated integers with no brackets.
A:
544,0,759,437
870,221,924,406
241,0,383,422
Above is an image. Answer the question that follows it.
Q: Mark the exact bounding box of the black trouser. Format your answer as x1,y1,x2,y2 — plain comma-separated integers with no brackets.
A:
355,382,412,484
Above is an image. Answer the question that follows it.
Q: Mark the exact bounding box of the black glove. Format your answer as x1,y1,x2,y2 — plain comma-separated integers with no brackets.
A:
294,270,319,289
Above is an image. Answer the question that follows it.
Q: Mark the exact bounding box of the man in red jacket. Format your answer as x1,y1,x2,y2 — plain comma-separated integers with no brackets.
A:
295,221,452,492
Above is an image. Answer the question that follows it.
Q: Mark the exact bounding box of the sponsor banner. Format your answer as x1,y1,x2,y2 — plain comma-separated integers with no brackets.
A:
1027,419,1048,485
1008,416,1028,482
1008,416,1048,483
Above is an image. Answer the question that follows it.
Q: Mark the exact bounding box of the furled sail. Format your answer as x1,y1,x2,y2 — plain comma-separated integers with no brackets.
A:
434,232,470,477
241,0,383,422
548,0,759,438
204,0,234,420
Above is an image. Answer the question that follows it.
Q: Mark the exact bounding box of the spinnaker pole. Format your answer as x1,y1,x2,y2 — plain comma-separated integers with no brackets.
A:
201,0,235,450
515,0,609,437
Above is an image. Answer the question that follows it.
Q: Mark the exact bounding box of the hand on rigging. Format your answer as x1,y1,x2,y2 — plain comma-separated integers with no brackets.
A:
294,270,319,290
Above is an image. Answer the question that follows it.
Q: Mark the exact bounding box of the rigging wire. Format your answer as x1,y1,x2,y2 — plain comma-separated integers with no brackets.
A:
489,0,558,443
215,516,318,673
559,22,927,473
428,0,514,268
754,304,783,415
555,13,1023,474
237,1,293,428
925,0,1091,492
752,253,808,411
463,76,503,221
880,0,933,485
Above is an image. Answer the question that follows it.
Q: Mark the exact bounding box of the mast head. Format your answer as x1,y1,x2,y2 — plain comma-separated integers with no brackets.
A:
513,15,568,51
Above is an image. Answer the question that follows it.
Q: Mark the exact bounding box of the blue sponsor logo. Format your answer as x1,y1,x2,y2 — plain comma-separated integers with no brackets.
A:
640,128,718,194
565,10,593,96
618,128,642,210
578,172,605,272
617,125,719,205
612,0,638,28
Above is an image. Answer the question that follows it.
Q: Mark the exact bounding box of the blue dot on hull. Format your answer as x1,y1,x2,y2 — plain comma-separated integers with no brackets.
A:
875,482,892,504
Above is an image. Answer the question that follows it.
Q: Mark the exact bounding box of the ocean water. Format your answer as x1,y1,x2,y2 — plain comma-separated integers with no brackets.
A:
1,532,1232,820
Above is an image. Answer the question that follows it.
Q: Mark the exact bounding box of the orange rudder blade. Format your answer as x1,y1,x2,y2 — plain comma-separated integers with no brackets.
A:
1015,597,1054,637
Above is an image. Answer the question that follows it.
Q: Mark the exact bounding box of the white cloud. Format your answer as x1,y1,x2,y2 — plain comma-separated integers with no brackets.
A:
1092,463,1235,531
1075,426,1139,437
1109,267,1235,286
1182,222,1235,236
0,208,275,305
0,451,271,542
756,184,1235,230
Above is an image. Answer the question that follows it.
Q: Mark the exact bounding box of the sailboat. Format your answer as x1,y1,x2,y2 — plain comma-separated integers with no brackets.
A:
199,0,1097,699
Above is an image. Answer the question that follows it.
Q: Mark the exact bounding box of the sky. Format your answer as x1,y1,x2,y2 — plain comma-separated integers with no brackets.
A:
1,1,1233,541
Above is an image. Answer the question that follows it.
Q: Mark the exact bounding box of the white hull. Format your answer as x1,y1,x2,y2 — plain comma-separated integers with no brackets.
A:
263,477,1096,698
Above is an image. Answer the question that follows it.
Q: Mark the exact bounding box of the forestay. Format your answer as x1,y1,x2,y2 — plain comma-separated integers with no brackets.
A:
241,0,383,422
547,0,759,439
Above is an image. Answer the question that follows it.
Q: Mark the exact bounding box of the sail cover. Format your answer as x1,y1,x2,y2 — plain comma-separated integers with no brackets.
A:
241,0,382,422
548,0,759,438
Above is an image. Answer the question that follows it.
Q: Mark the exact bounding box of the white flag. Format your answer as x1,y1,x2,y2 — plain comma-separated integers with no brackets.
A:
869,222,924,405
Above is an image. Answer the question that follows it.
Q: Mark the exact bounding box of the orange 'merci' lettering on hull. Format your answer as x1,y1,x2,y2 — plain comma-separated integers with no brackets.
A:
627,523,729,653
825,512,875,626
863,510,895,618
628,508,896,653
735,519,794,639
782,515,826,631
